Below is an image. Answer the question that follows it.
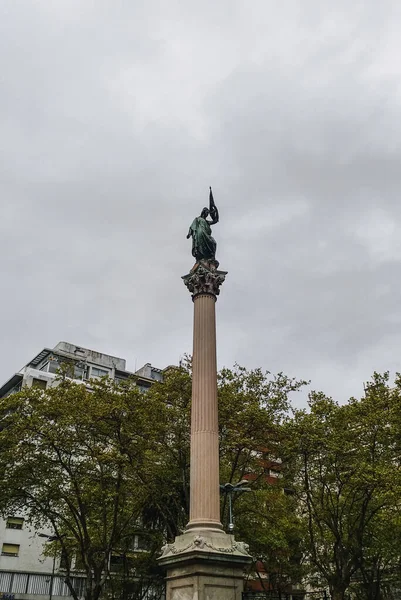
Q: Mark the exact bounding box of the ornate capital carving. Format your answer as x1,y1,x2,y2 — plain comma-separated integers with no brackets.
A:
182,260,227,299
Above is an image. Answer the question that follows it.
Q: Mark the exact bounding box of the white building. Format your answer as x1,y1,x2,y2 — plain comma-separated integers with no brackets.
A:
0,342,165,600
0,341,164,398
0,516,80,600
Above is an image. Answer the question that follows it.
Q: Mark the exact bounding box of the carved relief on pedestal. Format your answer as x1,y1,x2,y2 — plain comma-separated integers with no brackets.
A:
182,260,227,298
159,533,250,559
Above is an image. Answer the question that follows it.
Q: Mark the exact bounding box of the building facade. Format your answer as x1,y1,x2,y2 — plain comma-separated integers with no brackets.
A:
0,342,165,600
0,341,164,399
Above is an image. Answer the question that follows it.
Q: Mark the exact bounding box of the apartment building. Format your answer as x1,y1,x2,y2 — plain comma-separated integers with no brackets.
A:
0,341,163,399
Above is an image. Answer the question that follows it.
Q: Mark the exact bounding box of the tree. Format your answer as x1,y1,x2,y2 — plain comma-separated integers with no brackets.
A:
0,376,167,600
348,373,401,600
138,363,192,540
217,365,308,593
0,361,309,598
234,485,305,595
284,393,359,599
133,363,309,592
284,374,401,600
218,365,306,486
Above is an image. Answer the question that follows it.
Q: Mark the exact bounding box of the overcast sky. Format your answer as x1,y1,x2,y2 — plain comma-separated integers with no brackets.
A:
1,1,401,406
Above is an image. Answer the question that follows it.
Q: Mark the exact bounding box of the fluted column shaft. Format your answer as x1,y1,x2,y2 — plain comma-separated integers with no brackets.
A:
187,292,222,530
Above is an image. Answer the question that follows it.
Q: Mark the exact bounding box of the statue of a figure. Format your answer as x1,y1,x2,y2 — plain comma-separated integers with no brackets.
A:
187,187,219,264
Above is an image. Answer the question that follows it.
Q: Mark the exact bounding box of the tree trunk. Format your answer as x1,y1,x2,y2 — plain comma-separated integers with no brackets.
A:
363,577,381,600
329,582,348,600
331,591,346,600
64,576,80,600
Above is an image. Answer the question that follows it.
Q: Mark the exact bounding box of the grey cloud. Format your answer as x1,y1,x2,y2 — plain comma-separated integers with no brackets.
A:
1,1,401,406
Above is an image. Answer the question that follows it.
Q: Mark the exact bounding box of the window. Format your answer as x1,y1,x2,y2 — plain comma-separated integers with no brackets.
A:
45,358,89,380
110,554,125,572
137,381,151,392
134,535,151,551
5,382,22,397
74,554,85,571
90,367,109,378
6,517,24,530
2,543,20,556
48,360,60,374
115,372,129,383
73,364,89,380
59,549,70,570
32,378,47,390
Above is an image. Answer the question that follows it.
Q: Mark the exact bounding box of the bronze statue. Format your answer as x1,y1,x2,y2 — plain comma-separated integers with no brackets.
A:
187,187,219,264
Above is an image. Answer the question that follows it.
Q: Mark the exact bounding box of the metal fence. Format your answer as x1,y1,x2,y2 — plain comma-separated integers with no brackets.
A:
0,571,86,598
242,592,328,600
0,572,163,600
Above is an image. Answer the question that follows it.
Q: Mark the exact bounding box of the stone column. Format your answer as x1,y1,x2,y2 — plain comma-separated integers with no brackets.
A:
158,260,252,600
188,291,221,530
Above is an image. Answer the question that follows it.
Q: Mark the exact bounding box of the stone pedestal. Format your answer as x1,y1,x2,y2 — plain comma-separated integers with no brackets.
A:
158,529,250,600
158,261,251,599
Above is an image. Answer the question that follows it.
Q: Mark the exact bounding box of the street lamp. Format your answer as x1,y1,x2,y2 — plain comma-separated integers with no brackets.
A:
219,480,251,533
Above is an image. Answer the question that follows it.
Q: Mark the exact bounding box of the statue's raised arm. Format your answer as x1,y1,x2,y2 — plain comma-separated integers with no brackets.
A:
186,187,220,266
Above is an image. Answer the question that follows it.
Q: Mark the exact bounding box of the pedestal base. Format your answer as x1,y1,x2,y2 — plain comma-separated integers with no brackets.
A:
158,530,252,600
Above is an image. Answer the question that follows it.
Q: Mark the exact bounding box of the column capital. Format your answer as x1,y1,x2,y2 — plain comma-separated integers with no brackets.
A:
182,260,227,299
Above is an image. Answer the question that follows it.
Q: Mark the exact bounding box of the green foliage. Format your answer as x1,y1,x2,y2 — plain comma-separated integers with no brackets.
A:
218,365,307,485
234,485,305,593
0,376,167,600
3,361,401,600
284,373,401,600
217,365,308,592
0,363,309,599
139,363,192,539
